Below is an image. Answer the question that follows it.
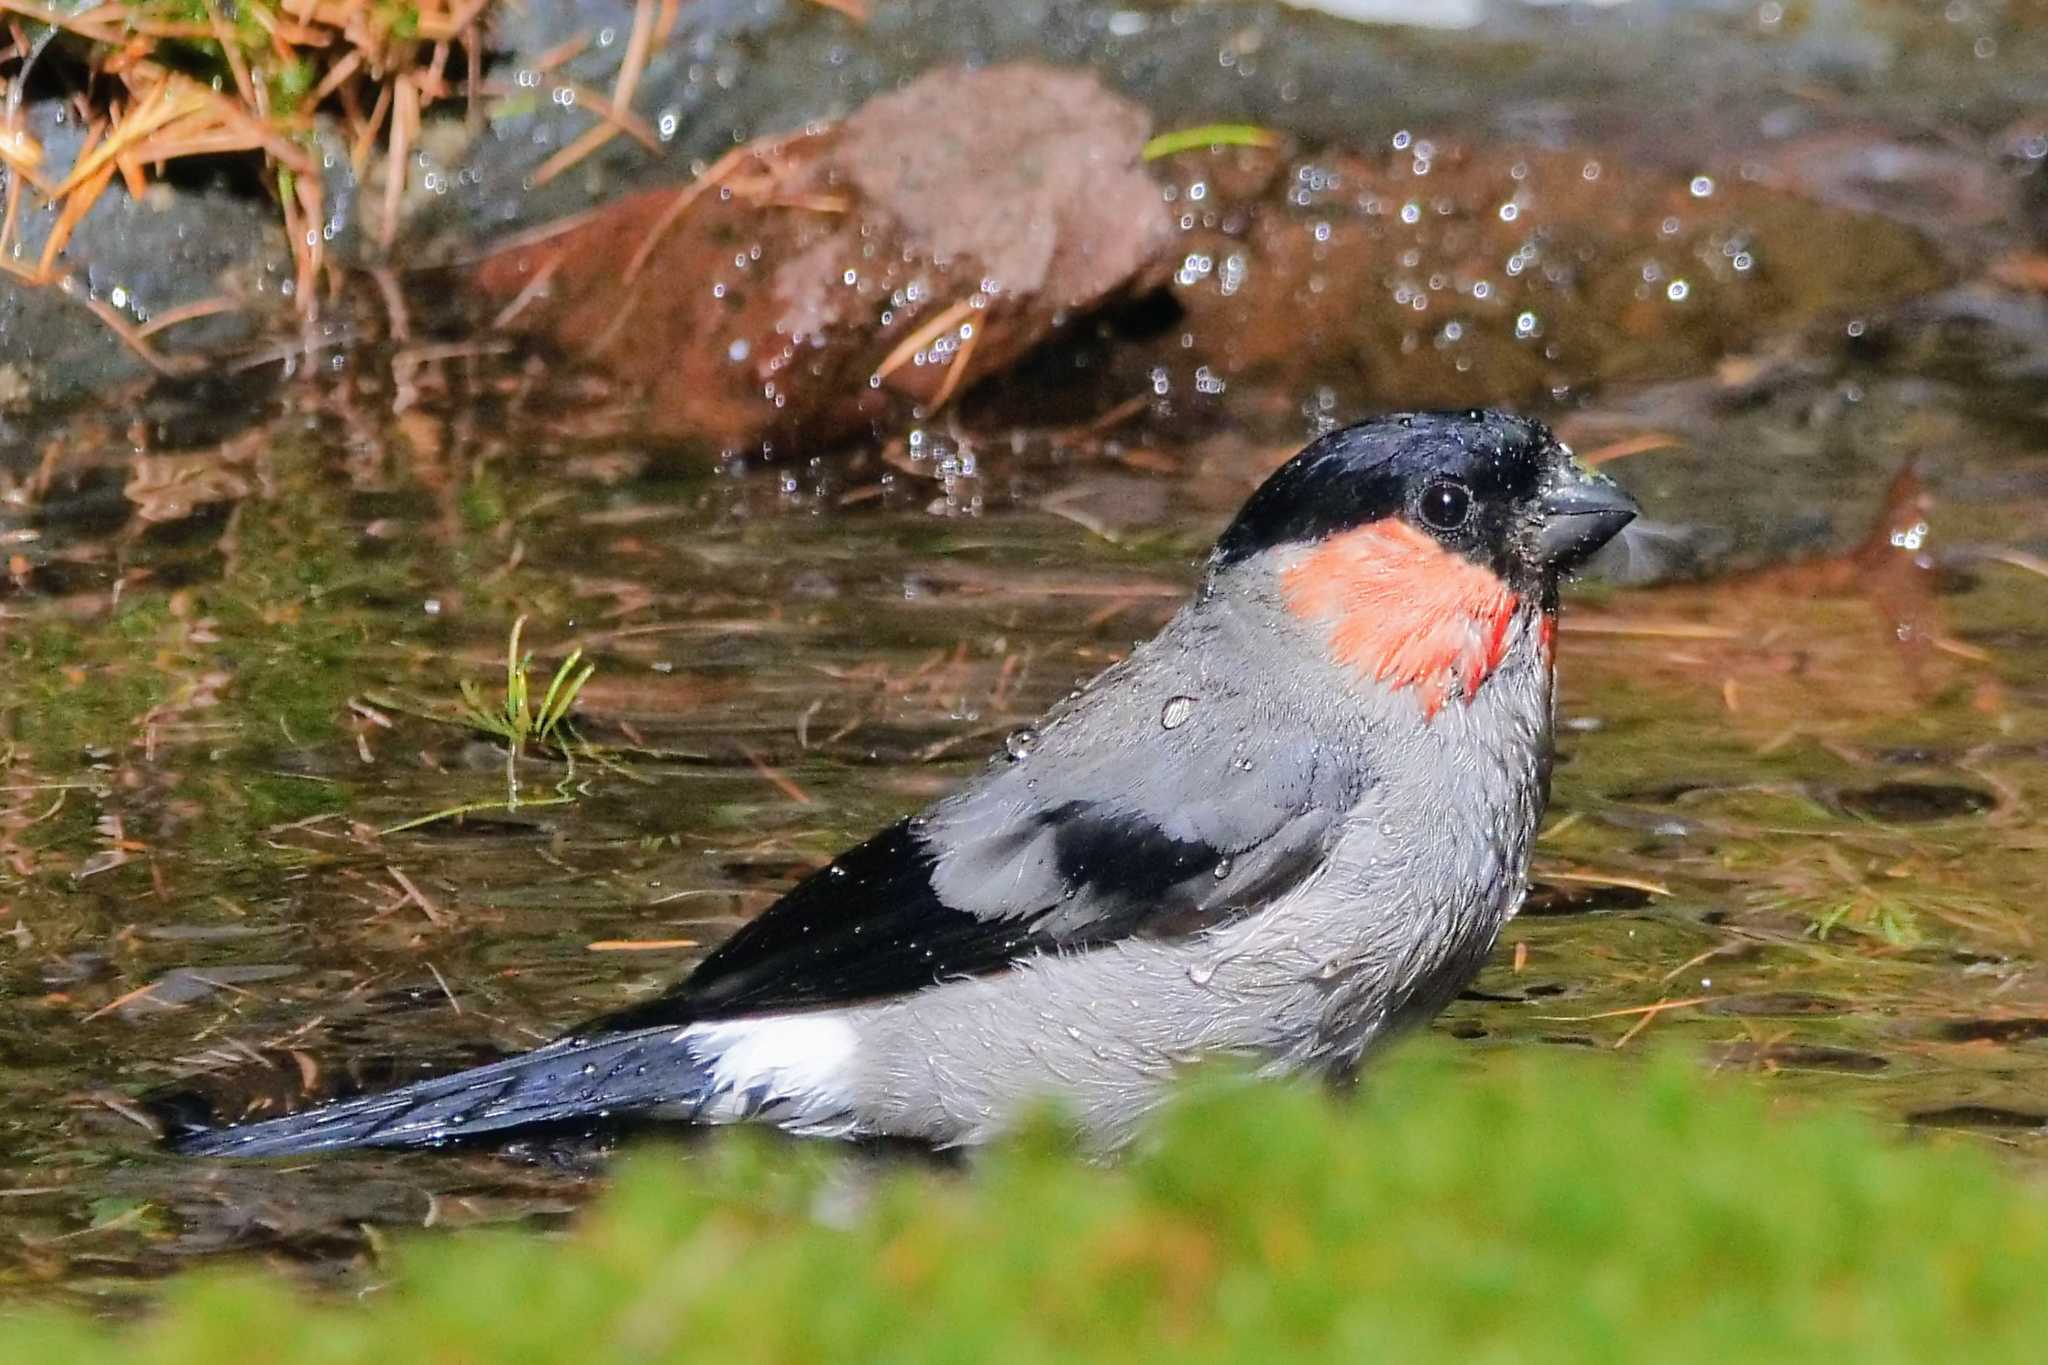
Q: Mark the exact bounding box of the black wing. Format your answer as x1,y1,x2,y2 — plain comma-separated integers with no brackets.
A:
592,798,1335,1031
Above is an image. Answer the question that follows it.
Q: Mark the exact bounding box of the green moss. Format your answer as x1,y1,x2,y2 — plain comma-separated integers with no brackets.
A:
232,771,348,831
460,472,507,531
9,1042,2048,1360
3,611,172,760
269,56,317,113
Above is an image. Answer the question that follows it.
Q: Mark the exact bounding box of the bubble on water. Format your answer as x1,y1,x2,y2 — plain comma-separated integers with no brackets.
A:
1689,175,1716,198
1666,280,1691,302
1219,253,1248,296
1160,696,1196,730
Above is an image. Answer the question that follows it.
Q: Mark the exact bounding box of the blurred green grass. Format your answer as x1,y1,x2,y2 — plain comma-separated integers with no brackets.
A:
9,1040,2044,1361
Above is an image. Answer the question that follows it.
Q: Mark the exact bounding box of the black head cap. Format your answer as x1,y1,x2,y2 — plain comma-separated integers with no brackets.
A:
1209,410,1636,589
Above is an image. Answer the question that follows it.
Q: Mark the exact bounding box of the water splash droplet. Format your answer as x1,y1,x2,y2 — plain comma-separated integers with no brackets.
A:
1004,727,1039,760
1160,695,1197,730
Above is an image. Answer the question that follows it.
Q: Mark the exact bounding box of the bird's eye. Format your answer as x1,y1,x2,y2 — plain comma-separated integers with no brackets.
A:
1418,480,1471,532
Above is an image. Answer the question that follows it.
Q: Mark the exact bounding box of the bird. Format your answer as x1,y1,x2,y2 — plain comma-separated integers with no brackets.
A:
167,409,1636,1158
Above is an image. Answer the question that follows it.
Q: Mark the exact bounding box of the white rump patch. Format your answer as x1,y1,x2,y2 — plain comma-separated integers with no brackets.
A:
688,1015,859,1118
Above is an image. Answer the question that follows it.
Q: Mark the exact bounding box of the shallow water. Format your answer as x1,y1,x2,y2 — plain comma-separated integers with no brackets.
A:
3,0,2048,1310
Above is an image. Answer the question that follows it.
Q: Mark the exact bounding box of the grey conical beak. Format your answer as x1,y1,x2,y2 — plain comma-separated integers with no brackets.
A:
1534,464,1639,571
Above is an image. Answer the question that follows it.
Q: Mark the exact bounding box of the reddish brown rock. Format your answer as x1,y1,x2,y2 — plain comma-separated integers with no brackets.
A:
475,63,1172,456
1146,138,1946,413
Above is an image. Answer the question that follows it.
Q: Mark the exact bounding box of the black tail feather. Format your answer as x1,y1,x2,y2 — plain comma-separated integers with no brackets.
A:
167,1028,710,1158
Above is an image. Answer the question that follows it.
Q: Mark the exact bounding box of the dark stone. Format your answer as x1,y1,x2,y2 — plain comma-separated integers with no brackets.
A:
1833,781,1995,822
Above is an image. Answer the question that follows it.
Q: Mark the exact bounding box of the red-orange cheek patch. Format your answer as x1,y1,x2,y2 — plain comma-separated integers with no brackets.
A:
1280,520,1524,717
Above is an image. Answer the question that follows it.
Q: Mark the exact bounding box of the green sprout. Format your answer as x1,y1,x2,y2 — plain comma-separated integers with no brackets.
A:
454,615,594,809
372,617,615,833
457,616,594,754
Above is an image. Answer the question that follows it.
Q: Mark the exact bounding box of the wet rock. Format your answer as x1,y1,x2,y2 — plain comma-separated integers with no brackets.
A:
417,0,2048,261
4,0,2030,447
1714,1041,1890,1073
0,104,288,445
1520,881,1657,916
1833,781,1995,823
475,64,1171,455
1909,1104,2048,1131
1935,1017,2048,1044
1142,139,1942,419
